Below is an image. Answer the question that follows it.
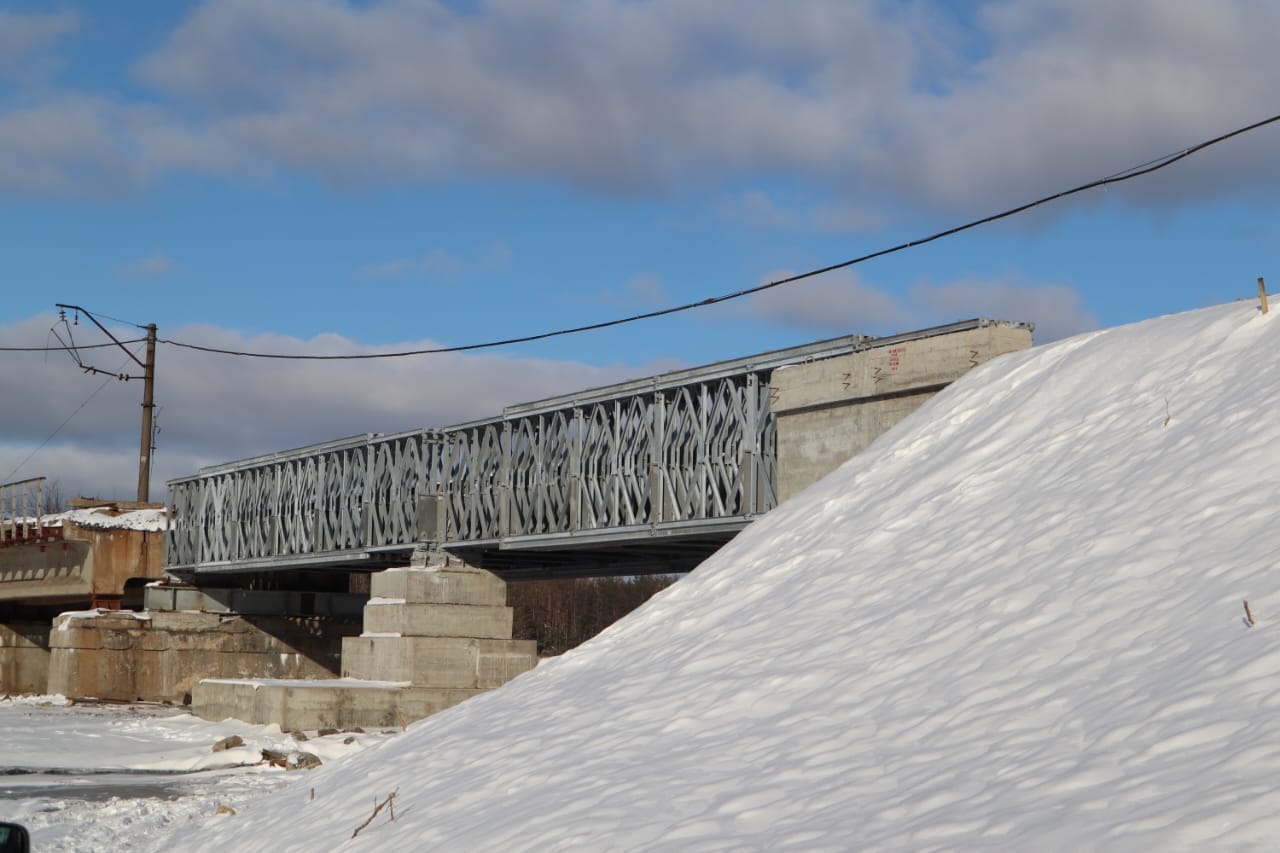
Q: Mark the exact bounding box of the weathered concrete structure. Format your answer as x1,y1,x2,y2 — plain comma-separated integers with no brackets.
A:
173,319,1033,729
0,497,169,696
4,320,1035,721
193,560,537,730
0,622,49,696
0,508,165,608
47,607,362,703
772,321,1033,501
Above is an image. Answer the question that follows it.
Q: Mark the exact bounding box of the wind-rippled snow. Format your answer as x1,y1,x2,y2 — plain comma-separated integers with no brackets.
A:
19,301,1280,850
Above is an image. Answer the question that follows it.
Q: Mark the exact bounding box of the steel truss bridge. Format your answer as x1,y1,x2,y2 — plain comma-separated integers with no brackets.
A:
166,322,985,580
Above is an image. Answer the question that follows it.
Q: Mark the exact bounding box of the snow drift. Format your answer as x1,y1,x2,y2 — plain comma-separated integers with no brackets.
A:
171,301,1280,850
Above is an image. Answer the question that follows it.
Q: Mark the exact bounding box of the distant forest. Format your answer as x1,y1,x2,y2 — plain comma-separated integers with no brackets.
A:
508,575,680,656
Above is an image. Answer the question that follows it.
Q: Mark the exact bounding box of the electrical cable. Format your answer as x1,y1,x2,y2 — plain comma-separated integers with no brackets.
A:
0,339,147,352
1,350,138,484
84,309,149,330
40,112,1280,362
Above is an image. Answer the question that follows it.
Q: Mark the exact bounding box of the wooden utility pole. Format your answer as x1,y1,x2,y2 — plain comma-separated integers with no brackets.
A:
54,304,158,503
137,323,157,502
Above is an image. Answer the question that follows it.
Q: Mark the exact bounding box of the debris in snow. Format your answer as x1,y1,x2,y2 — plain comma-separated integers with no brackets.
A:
212,735,244,753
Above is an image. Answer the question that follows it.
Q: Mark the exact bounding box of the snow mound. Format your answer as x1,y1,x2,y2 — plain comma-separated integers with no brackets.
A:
170,301,1280,850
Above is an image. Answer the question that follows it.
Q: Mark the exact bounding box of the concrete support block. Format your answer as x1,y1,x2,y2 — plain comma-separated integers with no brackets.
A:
144,586,367,618
371,565,507,606
341,635,536,688
46,610,359,703
0,621,51,696
190,565,535,731
395,687,488,721
362,601,515,639
478,638,539,686
193,679,405,731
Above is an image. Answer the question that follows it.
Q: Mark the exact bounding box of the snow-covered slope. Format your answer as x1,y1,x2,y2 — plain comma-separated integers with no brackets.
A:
173,301,1280,850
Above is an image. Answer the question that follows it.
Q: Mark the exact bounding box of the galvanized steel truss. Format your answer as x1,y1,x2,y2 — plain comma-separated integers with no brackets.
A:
166,370,778,571
165,321,1005,573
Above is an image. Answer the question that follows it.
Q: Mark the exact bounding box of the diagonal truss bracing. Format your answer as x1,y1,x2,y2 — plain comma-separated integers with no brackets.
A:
166,368,777,571
165,320,1003,574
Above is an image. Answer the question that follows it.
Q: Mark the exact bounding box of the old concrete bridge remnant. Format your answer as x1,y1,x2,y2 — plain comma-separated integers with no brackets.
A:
0,489,169,696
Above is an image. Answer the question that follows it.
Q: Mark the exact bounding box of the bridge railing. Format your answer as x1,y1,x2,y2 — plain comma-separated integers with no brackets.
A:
1,477,47,545
166,329,889,572
438,368,777,544
166,431,441,569
166,377,779,568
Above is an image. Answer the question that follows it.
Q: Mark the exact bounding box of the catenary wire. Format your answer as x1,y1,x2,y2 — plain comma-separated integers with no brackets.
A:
0,339,147,352
1,350,139,483
73,112,1280,360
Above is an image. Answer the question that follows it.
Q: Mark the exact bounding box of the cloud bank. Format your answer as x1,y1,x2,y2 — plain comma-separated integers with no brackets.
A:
0,314,657,500
1,1,1276,213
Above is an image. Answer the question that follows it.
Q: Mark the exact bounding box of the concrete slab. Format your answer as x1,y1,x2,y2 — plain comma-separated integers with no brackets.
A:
47,609,359,703
193,678,407,731
371,565,507,606
341,635,536,688
362,601,514,639
0,621,50,696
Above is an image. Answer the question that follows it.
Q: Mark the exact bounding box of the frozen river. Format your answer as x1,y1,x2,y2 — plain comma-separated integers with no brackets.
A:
0,697,397,851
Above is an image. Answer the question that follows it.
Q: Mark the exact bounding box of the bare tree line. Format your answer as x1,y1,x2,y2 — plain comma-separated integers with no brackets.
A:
509,575,680,656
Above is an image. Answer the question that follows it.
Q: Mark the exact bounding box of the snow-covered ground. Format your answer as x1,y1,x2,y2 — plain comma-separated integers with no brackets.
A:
0,696,400,851
12,300,1280,850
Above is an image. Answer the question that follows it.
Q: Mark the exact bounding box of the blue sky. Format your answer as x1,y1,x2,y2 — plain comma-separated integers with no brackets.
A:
1,0,1277,498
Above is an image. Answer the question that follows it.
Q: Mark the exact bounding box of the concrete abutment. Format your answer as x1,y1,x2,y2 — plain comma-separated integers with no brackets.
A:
0,621,50,696
192,562,537,730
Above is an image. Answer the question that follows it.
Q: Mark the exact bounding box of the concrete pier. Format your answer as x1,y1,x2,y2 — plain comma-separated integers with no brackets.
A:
0,621,49,696
47,609,360,703
192,563,537,730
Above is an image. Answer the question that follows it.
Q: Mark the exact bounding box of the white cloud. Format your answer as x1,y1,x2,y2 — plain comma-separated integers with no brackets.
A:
730,269,1096,343
0,313,661,500
357,243,511,281
596,274,671,310
0,10,76,82
0,1,1276,214
733,269,914,333
909,278,1099,343
117,251,178,280
718,191,886,234
0,96,153,195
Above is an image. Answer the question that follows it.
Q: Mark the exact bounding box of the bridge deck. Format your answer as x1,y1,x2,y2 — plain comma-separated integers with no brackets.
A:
165,320,1009,579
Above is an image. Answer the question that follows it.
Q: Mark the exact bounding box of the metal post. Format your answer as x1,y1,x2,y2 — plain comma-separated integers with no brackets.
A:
137,323,157,502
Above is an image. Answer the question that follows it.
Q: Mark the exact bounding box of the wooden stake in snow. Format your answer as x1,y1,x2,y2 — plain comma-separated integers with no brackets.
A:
1244,600,1255,626
352,787,399,839
1259,278,1269,315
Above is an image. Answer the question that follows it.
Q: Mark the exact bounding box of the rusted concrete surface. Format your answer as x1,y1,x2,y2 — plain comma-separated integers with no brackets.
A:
47,610,361,703
0,516,165,606
0,621,50,696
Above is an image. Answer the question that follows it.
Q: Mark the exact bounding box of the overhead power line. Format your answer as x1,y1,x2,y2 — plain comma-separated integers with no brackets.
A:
48,112,1280,362
1,350,138,484
0,339,147,353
